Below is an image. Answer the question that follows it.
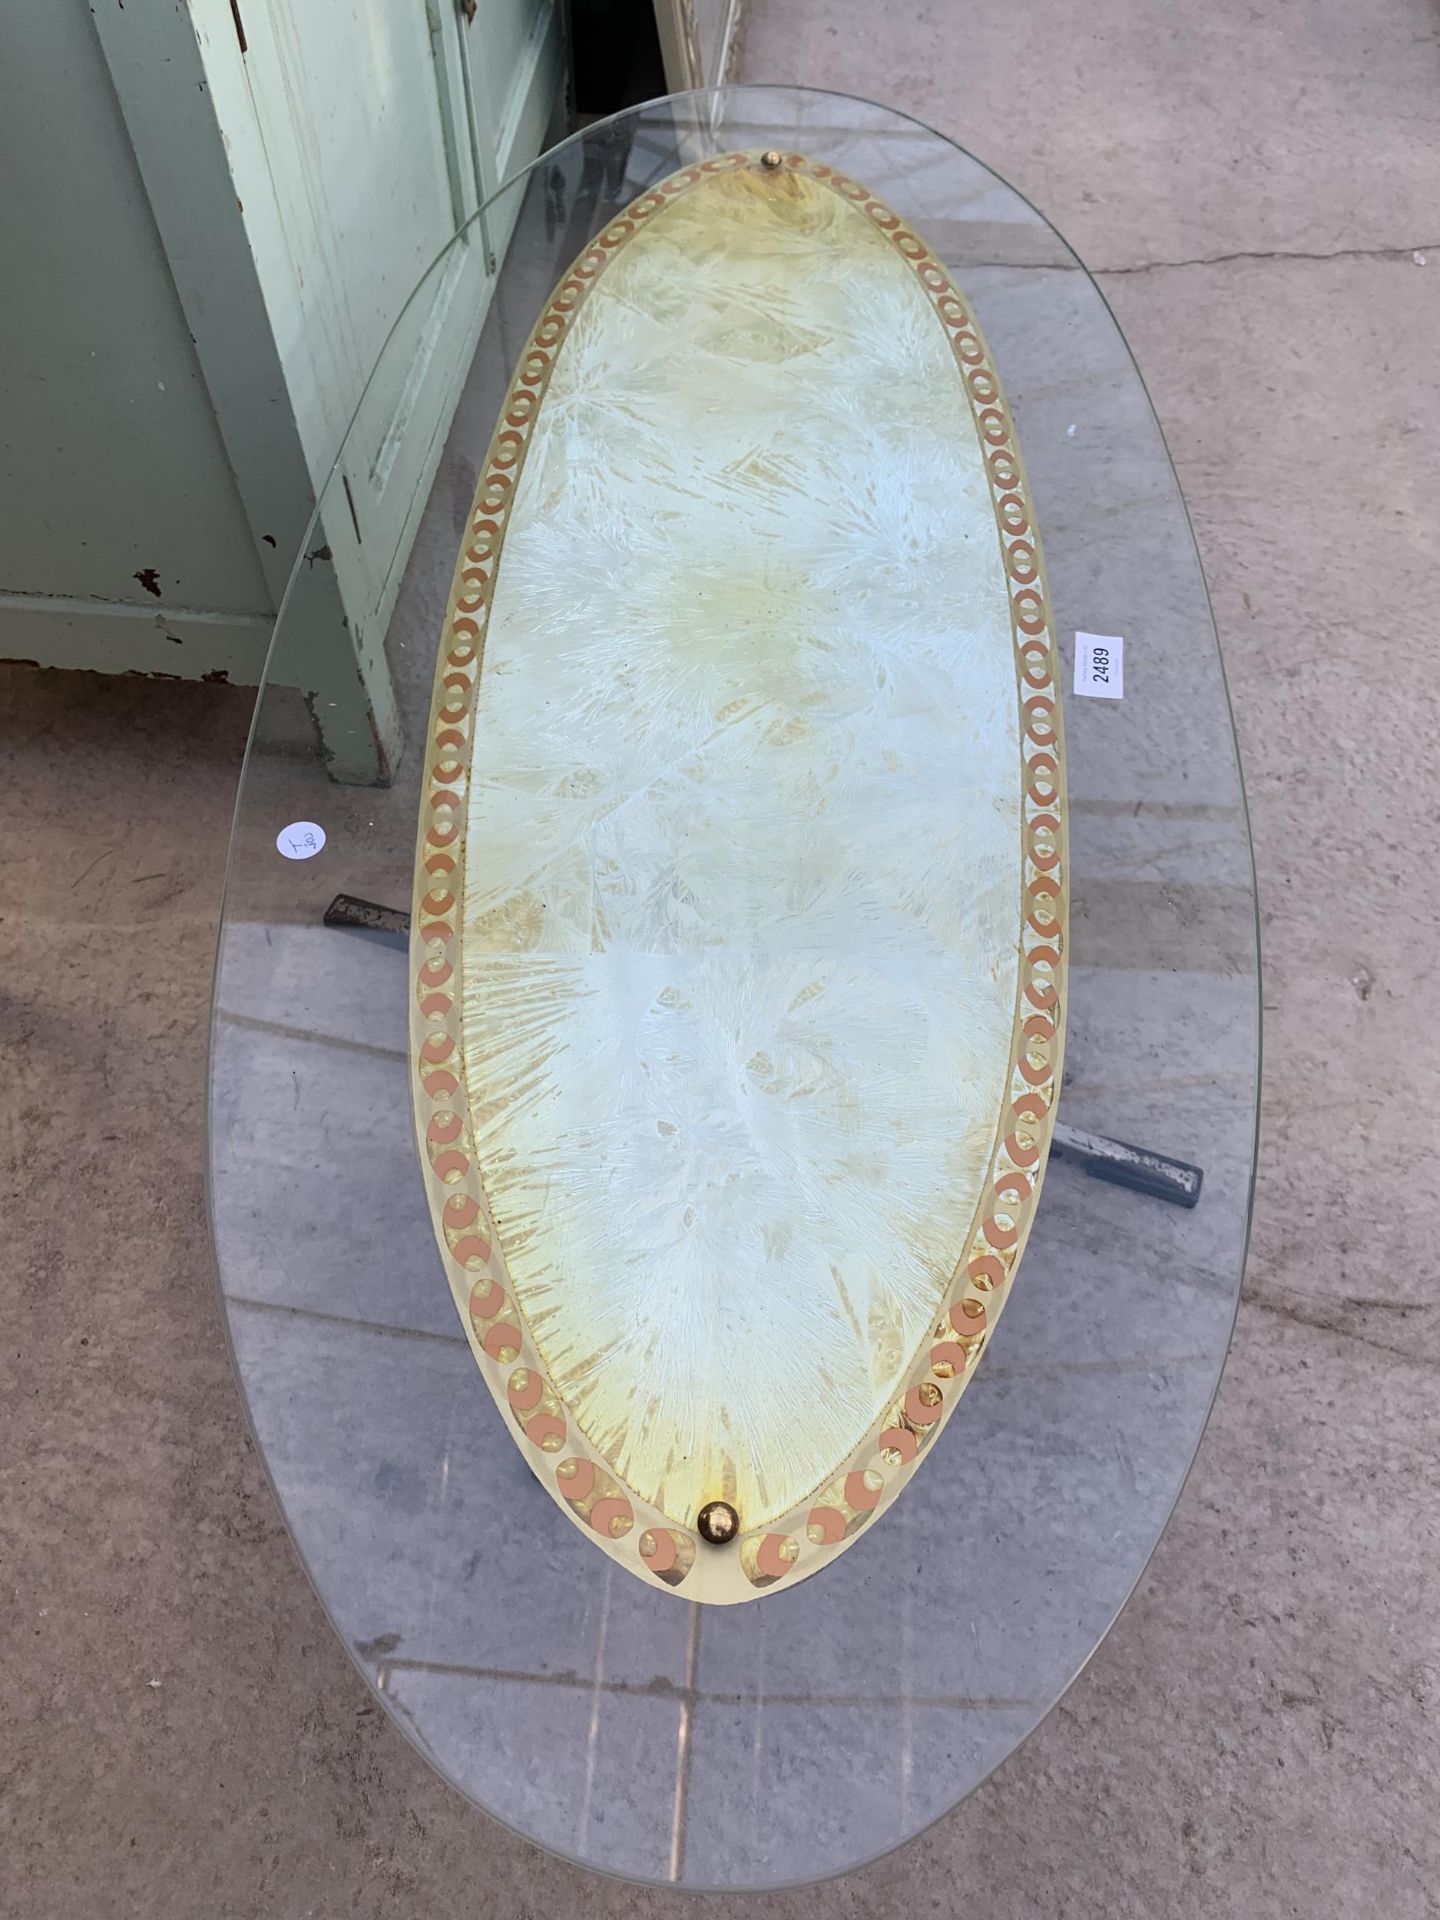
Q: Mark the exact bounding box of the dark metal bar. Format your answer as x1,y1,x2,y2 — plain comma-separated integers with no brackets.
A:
322,892,411,949
1050,1121,1203,1209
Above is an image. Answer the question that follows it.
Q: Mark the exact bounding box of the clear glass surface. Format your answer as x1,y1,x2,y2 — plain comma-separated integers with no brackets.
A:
209,87,1259,1891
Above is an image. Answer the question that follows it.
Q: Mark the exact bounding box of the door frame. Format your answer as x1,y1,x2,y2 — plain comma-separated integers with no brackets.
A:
652,0,745,92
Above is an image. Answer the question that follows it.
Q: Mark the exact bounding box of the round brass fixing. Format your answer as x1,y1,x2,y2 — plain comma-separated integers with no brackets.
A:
697,1498,740,1546
760,149,783,170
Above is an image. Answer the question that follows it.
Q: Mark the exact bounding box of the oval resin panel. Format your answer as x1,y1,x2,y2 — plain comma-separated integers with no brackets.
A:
411,152,1067,1604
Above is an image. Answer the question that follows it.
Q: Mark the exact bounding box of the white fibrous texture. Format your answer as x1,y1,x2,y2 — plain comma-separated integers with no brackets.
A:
461,170,1020,1528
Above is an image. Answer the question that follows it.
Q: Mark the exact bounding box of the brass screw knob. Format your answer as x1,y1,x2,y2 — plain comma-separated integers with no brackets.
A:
760,150,783,170
697,1499,740,1546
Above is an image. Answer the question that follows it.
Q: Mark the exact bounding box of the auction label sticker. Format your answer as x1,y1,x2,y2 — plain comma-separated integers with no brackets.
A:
1074,633,1124,699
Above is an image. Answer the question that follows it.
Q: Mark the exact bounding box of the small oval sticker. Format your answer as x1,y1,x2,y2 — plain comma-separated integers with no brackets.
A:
276,821,327,860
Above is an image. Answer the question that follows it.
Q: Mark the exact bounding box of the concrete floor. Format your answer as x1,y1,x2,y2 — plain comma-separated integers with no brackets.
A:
4,1,1439,1913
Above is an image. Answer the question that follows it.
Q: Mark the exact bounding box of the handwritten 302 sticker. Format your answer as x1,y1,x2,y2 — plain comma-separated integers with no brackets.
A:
276,821,327,860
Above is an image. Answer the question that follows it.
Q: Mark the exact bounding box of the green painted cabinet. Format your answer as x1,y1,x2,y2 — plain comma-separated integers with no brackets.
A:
1,0,565,780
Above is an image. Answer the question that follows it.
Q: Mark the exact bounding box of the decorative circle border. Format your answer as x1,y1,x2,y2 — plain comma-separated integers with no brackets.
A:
409,151,1068,1605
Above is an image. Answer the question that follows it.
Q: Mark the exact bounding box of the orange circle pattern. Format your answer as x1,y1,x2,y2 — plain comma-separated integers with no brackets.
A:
410,152,1066,1602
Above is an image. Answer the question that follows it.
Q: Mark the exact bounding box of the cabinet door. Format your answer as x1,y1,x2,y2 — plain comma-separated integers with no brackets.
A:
193,0,564,759
462,0,560,195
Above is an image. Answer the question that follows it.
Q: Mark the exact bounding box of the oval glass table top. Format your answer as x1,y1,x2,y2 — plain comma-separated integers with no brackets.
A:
413,148,1068,1603
210,88,1258,1890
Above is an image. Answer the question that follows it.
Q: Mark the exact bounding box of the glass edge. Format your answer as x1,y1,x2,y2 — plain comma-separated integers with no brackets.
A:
201,82,1265,1894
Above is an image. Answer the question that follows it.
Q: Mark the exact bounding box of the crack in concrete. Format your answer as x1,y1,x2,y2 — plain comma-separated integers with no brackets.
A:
1244,1284,1436,1366
1096,242,1436,276
375,1651,1037,1713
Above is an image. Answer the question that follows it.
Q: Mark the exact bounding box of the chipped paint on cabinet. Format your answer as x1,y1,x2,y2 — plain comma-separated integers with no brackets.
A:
3,0,564,780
